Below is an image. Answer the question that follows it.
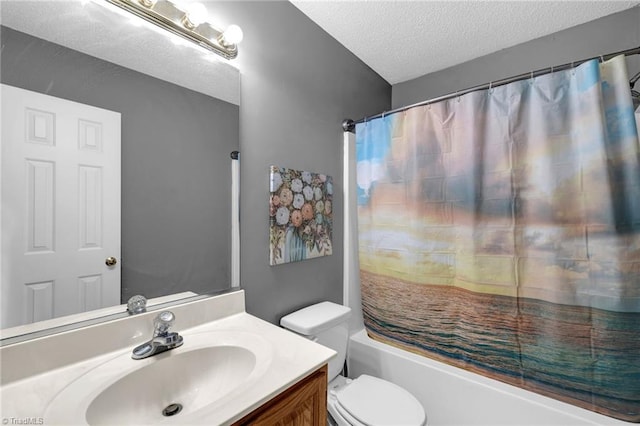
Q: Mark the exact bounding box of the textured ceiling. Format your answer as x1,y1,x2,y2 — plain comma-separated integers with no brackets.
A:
3,1,638,94
290,1,640,84
0,1,240,105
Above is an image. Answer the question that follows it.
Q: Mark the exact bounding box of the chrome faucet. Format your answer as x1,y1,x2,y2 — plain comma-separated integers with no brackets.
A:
131,311,184,360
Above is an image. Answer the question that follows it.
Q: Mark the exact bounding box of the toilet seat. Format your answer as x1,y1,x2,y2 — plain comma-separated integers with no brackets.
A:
334,400,367,426
333,375,426,426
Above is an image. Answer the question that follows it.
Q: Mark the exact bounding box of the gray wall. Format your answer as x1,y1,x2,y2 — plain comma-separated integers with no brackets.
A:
393,7,640,109
217,1,391,324
6,3,634,327
1,26,239,302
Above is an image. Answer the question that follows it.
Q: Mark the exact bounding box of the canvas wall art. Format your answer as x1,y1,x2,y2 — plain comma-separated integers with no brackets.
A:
269,166,333,265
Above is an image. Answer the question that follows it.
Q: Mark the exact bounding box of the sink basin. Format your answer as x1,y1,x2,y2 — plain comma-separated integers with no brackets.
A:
87,346,254,424
44,330,273,424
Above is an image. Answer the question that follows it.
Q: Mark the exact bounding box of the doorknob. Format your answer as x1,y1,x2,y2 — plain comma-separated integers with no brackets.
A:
105,256,118,267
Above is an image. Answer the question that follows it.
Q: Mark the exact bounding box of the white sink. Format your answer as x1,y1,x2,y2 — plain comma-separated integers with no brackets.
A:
44,330,273,425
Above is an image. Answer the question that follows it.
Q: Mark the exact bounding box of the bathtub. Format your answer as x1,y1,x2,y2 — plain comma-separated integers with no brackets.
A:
346,329,630,426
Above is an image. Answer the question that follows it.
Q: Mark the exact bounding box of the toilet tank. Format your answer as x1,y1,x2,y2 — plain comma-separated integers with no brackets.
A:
280,301,351,381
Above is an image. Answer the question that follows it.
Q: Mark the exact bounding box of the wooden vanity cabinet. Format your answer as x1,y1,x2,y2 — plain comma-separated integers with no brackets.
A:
232,364,328,426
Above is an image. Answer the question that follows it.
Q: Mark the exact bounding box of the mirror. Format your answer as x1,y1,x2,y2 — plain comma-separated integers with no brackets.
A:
0,1,240,341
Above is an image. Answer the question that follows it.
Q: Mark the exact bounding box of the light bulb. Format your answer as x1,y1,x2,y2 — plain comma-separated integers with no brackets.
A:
220,24,243,46
183,3,208,28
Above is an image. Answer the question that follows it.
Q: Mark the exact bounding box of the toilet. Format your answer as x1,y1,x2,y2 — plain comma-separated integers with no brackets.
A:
281,301,426,426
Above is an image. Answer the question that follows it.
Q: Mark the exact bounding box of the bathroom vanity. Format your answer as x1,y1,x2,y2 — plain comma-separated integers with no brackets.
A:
0,290,334,425
233,365,328,425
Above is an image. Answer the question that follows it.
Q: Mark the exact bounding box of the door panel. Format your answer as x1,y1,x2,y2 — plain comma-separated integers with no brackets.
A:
1,84,121,328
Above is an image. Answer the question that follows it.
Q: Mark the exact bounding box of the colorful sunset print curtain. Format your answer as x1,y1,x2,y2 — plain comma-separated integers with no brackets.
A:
356,55,640,422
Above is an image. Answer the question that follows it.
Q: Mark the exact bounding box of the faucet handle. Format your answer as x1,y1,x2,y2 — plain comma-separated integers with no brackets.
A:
127,295,147,314
153,311,175,336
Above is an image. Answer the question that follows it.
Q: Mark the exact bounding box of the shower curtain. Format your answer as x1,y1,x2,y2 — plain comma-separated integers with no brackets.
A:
356,55,640,422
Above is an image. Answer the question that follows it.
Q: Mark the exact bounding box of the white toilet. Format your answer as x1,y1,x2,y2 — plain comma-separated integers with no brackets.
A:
281,301,426,426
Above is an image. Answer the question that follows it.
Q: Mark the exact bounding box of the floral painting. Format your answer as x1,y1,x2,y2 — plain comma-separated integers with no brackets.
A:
269,166,333,265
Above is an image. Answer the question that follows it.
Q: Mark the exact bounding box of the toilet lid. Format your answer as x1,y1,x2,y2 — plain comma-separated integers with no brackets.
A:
336,375,426,426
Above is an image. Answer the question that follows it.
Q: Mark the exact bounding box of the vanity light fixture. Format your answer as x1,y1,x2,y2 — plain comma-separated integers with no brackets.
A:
103,0,243,60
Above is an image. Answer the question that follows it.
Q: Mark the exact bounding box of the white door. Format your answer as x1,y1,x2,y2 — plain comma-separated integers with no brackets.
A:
1,84,121,328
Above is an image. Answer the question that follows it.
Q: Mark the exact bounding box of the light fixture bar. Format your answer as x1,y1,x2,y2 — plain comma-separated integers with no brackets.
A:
103,0,239,59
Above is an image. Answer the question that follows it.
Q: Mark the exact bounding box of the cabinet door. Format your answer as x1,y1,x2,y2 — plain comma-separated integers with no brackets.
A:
234,365,327,426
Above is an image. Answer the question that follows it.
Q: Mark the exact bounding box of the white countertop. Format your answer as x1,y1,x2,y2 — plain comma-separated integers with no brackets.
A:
0,290,335,425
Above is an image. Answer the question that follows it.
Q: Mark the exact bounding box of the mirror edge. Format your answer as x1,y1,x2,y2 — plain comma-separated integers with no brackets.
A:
0,288,243,347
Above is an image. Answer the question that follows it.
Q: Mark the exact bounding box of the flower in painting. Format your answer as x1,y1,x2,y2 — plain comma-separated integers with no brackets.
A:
324,200,332,215
325,181,333,195
280,188,293,206
319,174,327,182
316,213,323,224
314,187,323,201
291,178,303,193
315,200,324,213
275,206,290,225
270,194,281,216
291,210,303,227
293,193,305,209
303,185,314,201
301,203,314,220
270,171,283,192
301,171,312,184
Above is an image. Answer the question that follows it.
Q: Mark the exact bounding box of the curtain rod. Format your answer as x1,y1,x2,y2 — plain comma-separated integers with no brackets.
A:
342,45,640,133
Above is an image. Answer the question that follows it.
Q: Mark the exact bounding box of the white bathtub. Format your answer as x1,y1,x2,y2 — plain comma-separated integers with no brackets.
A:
346,329,630,426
